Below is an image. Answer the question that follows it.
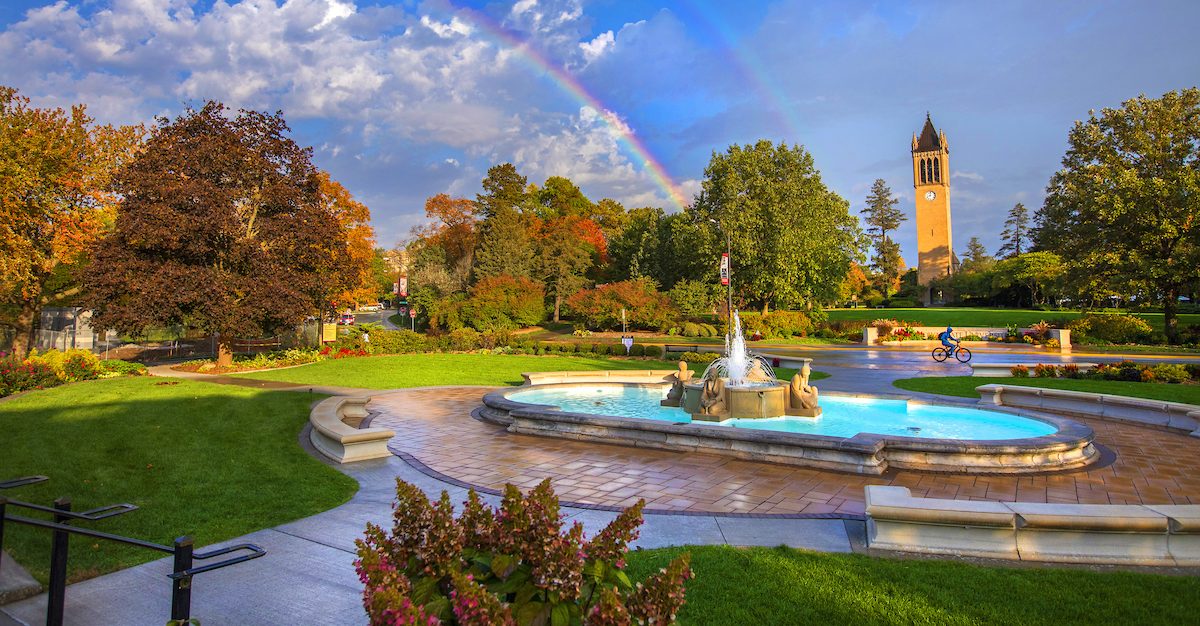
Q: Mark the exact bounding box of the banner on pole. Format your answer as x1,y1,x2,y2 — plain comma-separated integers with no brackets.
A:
719,253,730,286
399,276,408,297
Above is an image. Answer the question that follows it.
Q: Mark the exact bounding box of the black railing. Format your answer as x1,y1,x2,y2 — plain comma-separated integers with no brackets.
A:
1,476,265,626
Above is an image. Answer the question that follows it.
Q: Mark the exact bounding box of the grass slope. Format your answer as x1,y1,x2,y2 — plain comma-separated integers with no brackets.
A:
0,377,357,582
626,545,1200,625
893,375,1200,404
826,307,1200,332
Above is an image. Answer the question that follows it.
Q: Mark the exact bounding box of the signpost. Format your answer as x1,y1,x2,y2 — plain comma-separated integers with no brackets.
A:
719,253,730,286
409,306,416,331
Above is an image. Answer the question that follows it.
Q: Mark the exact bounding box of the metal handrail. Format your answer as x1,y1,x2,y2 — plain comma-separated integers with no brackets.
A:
0,477,266,625
0,476,48,489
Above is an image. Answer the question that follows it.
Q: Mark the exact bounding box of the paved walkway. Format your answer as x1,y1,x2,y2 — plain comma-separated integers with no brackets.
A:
0,445,855,625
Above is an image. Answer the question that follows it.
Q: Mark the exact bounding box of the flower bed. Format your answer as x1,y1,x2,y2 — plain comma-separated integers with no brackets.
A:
1,349,146,397
1011,360,1200,384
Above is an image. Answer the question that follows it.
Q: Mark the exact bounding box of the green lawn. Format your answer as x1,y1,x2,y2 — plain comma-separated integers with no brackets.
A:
0,377,357,582
826,307,1200,332
893,375,1200,404
233,353,831,388
625,545,1200,625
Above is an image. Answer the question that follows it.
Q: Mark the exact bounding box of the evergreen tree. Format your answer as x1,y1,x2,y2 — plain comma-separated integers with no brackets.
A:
473,164,535,280
997,203,1029,258
960,236,994,272
860,179,905,296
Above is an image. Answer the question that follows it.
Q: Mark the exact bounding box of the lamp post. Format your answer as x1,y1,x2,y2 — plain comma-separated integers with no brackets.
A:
709,218,733,329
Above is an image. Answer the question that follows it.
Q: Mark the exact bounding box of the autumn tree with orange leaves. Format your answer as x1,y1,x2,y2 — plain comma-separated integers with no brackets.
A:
0,86,144,356
319,172,378,309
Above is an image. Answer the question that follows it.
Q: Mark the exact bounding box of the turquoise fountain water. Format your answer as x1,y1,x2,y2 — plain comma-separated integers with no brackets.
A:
508,385,1057,441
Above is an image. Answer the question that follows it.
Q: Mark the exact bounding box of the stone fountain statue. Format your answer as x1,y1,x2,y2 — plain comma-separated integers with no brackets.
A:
679,311,822,422
786,363,822,417
661,360,691,407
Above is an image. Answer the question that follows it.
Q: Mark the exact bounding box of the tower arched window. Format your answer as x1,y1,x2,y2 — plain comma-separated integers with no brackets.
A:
919,159,926,183
933,157,941,182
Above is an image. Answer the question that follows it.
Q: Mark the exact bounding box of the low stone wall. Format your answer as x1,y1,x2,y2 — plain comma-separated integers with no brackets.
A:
522,369,687,386
976,383,1200,436
865,485,1200,565
309,396,396,463
971,363,1100,377
864,326,1071,349
481,382,1098,475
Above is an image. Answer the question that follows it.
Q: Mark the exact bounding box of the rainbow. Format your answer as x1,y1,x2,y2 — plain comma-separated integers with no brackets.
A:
676,0,803,142
453,7,691,210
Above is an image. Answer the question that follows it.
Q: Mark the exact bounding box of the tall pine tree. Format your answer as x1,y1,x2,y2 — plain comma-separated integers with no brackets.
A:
860,179,906,296
998,203,1029,258
473,164,535,281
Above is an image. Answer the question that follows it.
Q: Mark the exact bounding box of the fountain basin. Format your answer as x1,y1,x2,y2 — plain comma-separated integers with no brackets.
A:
479,380,1098,475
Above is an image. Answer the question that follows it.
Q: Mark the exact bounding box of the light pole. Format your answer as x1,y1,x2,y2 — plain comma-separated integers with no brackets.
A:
709,218,733,329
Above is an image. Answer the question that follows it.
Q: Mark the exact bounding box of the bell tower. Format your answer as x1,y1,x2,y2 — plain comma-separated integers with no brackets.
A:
912,113,952,304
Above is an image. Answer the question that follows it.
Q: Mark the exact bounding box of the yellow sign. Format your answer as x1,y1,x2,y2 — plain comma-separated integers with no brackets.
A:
321,323,338,342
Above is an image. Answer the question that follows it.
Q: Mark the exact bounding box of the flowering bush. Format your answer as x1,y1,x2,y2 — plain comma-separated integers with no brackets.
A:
678,351,719,364
355,479,692,625
319,346,369,359
1033,363,1058,378
1,349,144,397
1010,365,1030,377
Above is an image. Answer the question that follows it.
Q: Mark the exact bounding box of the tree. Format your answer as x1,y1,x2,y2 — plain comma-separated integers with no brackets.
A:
991,252,1063,307
693,140,864,312
860,179,906,296
533,175,593,219
0,86,144,356
418,193,477,269
961,237,993,272
1037,88,1200,342
997,203,1029,258
591,198,629,241
536,217,594,321
318,172,376,308
84,102,344,366
473,164,535,281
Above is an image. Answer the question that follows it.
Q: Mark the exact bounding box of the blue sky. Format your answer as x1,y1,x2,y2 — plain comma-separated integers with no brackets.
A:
2,0,1198,266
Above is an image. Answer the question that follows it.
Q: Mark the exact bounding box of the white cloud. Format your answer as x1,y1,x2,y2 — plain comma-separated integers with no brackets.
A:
952,171,985,182
419,15,472,39
579,30,613,63
511,0,539,17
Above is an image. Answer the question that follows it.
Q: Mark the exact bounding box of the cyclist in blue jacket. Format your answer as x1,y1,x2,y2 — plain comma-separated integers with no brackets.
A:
938,326,959,354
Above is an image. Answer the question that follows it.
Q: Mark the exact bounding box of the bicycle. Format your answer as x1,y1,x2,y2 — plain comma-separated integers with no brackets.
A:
932,344,972,363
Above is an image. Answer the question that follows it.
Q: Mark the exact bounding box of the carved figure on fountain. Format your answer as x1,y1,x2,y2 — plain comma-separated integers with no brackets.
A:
786,363,822,417
661,360,691,407
698,373,729,418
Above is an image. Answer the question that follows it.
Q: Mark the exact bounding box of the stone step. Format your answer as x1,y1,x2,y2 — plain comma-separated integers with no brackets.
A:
0,551,41,607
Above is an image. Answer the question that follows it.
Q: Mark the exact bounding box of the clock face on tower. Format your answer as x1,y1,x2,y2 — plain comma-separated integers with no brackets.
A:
924,191,937,201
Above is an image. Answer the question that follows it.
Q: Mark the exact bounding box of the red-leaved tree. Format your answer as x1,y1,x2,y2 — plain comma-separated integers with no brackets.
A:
84,102,345,366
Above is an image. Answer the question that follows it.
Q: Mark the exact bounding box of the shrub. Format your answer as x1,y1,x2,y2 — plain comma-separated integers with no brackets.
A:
699,323,718,337
738,311,813,339
447,328,482,351
1061,363,1082,379
1044,338,1061,349
560,342,578,354
681,322,703,337
463,275,547,332
26,348,102,382
629,343,646,357
98,359,148,377
365,329,428,354
1010,365,1029,377
354,479,692,625
679,351,719,364
668,279,718,319
1186,364,1200,381
643,344,664,359
1033,363,1058,378
1150,363,1190,384
1092,360,1143,382
1068,314,1154,344
566,278,678,331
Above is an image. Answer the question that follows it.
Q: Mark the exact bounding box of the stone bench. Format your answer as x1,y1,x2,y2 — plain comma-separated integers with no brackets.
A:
864,486,1199,565
309,396,395,463
970,363,1099,377
976,384,1200,435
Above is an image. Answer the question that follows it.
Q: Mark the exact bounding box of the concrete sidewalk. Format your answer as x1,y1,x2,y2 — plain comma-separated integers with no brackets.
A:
0,454,855,626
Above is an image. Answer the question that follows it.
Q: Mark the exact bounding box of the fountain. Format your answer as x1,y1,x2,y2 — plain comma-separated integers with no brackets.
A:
664,311,822,422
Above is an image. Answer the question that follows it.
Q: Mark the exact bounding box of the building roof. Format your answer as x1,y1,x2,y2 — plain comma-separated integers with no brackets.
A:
915,113,941,152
